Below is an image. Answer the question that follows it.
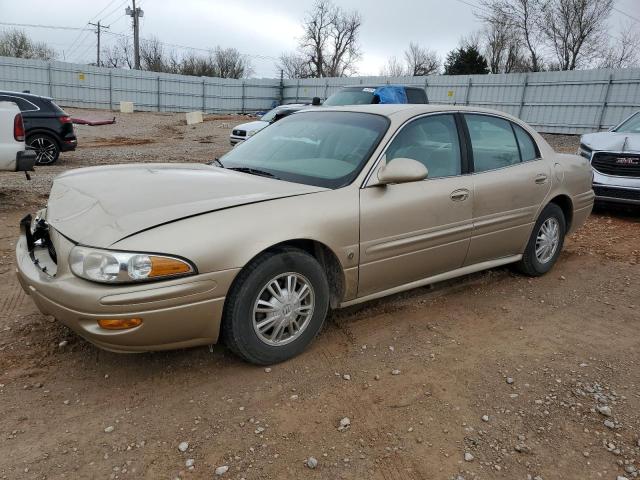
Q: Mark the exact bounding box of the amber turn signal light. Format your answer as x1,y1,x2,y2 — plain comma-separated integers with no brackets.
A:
97,318,143,330
149,256,192,278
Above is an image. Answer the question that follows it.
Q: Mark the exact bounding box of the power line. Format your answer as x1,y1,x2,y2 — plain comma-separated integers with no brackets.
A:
102,30,278,60
612,6,640,24
0,21,89,31
89,0,121,23
100,0,131,25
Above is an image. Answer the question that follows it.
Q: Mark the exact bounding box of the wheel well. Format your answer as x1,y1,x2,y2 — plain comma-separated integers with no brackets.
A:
549,195,573,232
27,130,60,147
263,239,346,309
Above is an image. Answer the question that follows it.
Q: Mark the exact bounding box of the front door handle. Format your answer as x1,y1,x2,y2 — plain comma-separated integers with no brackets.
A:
535,173,548,184
450,189,470,201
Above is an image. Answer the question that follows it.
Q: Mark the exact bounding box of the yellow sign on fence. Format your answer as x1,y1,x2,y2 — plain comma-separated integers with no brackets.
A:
447,90,454,97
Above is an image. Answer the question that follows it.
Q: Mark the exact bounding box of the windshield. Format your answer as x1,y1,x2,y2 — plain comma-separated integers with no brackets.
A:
323,88,375,106
260,107,282,122
220,111,389,188
615,112,640,133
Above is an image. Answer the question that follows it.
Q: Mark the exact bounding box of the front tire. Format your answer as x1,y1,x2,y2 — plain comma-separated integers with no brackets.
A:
221,247,330,365
28,134,60,165
517,203,566,276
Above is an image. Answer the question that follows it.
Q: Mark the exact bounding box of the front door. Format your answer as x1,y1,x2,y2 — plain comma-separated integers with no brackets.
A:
358,113,473,297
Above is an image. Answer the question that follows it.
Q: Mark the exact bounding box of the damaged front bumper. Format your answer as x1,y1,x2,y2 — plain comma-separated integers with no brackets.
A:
16,214,237,352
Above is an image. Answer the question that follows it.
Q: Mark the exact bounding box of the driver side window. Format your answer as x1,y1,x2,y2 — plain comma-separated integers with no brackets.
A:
385,114,461,178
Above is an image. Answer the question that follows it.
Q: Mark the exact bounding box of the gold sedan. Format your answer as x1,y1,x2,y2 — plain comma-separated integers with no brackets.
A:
16,105,594,364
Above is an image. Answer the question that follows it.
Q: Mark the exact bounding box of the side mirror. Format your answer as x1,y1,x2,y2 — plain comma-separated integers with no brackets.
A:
377,157,428,184
312,96,322,106
372,94,381,104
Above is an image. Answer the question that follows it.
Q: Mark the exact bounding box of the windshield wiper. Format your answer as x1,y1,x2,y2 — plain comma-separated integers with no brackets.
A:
227,167,279,179
207,157,224,167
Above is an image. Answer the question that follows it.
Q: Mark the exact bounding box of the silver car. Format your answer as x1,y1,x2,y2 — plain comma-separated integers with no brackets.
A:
580,111,640,206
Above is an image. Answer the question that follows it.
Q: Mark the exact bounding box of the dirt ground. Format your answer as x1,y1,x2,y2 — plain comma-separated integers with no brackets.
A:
0,109,639,480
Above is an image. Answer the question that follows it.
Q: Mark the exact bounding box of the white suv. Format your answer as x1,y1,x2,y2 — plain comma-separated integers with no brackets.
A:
0,101,35,172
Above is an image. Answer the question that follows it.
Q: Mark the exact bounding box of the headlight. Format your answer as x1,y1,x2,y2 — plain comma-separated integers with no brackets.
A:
578,143,592,160
69,246,195,284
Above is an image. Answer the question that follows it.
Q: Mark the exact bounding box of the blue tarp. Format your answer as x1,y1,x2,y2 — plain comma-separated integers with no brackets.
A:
373,85,408,104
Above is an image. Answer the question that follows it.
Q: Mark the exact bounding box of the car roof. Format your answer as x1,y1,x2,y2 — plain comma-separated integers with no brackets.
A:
339,85,423,90
0,90,52,101
276,103,308,110
311,103,521,122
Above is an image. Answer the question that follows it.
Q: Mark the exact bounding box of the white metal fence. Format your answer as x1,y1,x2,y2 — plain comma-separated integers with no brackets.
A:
1,56,638,134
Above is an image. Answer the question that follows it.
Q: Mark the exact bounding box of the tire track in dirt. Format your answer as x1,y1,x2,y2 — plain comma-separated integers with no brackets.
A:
1,278,26,318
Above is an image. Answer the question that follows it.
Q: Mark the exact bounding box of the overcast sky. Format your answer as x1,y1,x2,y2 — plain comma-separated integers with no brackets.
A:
1,0,639,77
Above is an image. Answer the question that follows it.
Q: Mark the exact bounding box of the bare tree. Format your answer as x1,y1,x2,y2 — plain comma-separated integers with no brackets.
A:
139,37,176,73
597,24,640,69
285,0,362,78
379,56,406,76
404,42,440,76
212,47,253,79
479,8,528,73
277,52,312,78
540,0,613,70
102,37,134,69
0,29,56,60
180,52,216,77
478,0,544,71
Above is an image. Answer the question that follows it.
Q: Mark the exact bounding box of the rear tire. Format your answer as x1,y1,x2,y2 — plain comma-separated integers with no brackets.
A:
28,134,60,165
517,203,566,276
221,247,330,365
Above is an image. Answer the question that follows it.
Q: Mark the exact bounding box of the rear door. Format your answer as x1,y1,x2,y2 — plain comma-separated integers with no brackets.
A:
462,113,551,265
358,113,473,297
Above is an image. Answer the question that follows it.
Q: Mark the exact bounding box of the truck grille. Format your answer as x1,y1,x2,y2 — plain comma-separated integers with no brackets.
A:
591,153,640,178
593,186,640,201
232,129,246,137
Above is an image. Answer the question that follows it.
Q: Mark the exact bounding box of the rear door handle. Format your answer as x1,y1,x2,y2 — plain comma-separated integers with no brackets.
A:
535,174,548,184
450,189,470,201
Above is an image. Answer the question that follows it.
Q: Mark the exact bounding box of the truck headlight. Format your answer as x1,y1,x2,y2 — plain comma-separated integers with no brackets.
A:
69,246,195,283
578,143,592,160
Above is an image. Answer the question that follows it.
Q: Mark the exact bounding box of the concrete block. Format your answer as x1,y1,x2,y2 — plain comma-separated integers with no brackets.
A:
186,111,204,125
120,101,134,113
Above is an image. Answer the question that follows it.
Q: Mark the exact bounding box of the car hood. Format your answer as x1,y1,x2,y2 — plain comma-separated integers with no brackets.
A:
233,120,268,133
581,131,640,152
45,163,326,247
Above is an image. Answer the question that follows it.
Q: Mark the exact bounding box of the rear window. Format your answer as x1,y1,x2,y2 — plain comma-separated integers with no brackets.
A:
405,88,427,104
323,88,375,106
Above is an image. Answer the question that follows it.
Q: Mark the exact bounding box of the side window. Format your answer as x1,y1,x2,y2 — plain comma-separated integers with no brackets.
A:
513,124,539,161
386,114,461,178
405,88,427,104
465,114,520,173
0,95,37,112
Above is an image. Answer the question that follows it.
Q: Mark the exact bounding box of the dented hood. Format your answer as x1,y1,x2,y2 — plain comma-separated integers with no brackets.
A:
45,163,326,247
581,131,640,153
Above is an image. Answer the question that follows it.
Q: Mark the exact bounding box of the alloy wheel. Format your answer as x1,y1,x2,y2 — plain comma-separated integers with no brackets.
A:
30,137,58,164
252,272,315,346
535,217,560,264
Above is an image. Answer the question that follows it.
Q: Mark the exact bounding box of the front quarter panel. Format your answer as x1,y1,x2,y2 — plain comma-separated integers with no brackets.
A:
111,187,361,299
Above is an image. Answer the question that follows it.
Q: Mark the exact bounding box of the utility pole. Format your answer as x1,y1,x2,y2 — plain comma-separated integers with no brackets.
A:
88,21,109,67
125,0,144,69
